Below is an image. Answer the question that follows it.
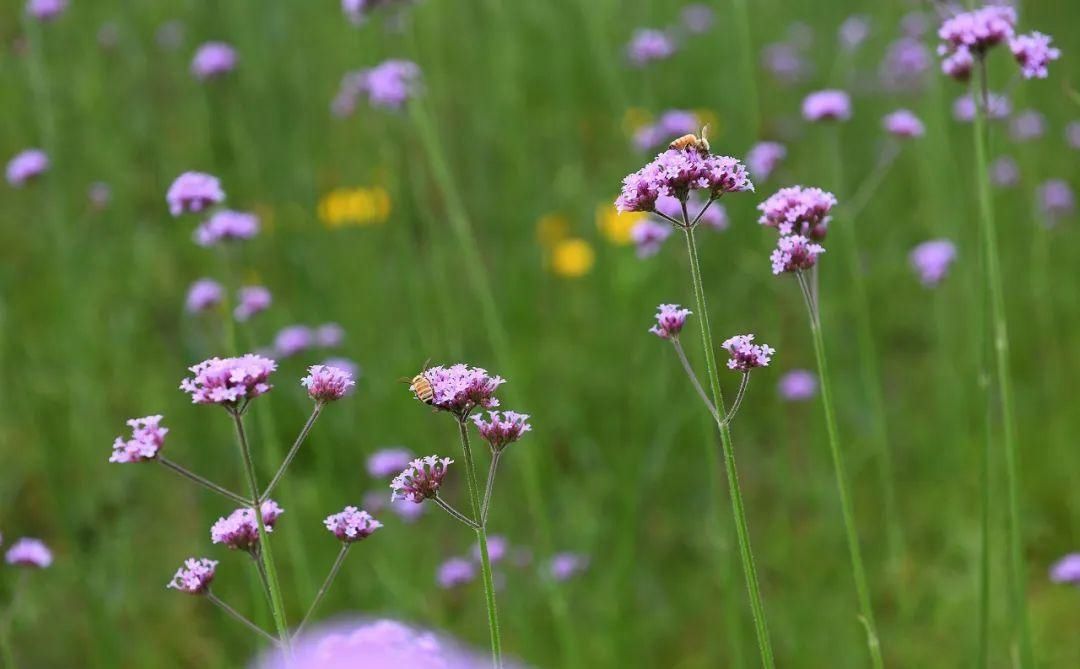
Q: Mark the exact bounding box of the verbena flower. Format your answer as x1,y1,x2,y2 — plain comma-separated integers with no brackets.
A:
880,37,932,91
356,60,421,110
314,323,345,348
762,42,809,85
615,148,753,213
909,239,957,287
26,0,67,22
301,365,356,403
167,557,217,594
367,448,414,478
471,411,531,452
952,93,1010,122
839,15,870,52
722,335,775,372
180,354,277,407
778,369,817,401
156,20,185,52
937,5,1016,60
632,110,699,152
390,456,452,503
548,552,588,581
770,235,825,274
437,557,476,588
211,501,284,551
746,142,786,182
274,325,313,358
680,5,714,34
1050,553,1080,584
941,46,975,81
1009,31,1059,79
1038,179,1076,224
191,42,237,80
110,415,168,463
323,357,361,383
185,278,224,313
324,506,382,543
1010,109,1045,142
801,90,851,122
194,210,259,246
5,538,52,568
901,11,929,39
989,156,1020,188
883,109,925,138
421,364,504,415
234,285,272,321
630,219,672,258
166,172,225,216
626,29,676,67
472,536,508,564
6,149,49,186
649,304,691,340
757,186,836,239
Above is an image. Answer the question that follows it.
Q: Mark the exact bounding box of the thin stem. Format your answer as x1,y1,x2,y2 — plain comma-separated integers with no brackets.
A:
652,210,684,228
725,374,751,426
0,624,13,669
481,450,502,526
207,593,280,647
671,339,721,424
231,411,291,653
688,197,717,229
842,143,900,222
795,272,884,669
261,403,324,502
973,58,1033,669
456,419,503,668
0,574,27,669
158,457,249,506
433,495,481,531
682,226,775,669
295,545,351,638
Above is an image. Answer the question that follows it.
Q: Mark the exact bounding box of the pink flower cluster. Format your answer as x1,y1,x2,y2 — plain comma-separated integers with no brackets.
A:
937,6,1059,81
745,141,786,181
390,456,453,504
909,239,957,287
211,501,284,551
802,90,851,122
649,304,691,340
1009,32,1060,79
770,235,825,275
883,109,925,138
194,210,259,246
6,148,49,186
626,29,677,67
191,42,237,81
421,364,505,415
301,365,356,403
471,411,532,451
234,285,272,321
166,172,225,216
722,335,775,373
167,557,217,594
630,219,672,258
616,148,753,213
757,186,836,239
367,448,413,478
110,415,168,463
180,354,277,407
5,538,53,568
185,278,223,313
324,506,382,543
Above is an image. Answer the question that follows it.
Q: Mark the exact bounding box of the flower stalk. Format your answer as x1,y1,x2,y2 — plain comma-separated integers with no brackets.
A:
295,545,352,638
261,403,324,502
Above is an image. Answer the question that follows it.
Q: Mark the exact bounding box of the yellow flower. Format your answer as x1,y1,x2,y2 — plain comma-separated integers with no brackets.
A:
550,238,595,278
536,213,570,248
596,204,644,245
318,186,392,228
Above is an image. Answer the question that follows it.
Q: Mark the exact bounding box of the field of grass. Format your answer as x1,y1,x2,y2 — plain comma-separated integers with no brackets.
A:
1,0,1079,667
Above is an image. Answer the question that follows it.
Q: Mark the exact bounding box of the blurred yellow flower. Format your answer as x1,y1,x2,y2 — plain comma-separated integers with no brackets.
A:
536,213,570,248
596,204,644,245
318,186,392,228
550,238,595,278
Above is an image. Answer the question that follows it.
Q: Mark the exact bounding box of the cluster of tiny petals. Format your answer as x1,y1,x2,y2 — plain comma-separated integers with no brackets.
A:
883,109,925,138
367,448,413,478
910,239,958,287
301,365,356,403
649,304,691,339
1010,32,1060,79
616,148,753,213
186,278,223,313
722,334,775,372
194,210,259,246
626,29,677,67
234,285,271,321
422,364,504,415
1050,553,1080,584
191,42,237,80
324,506,382,543
350,59,422,110
745,141,786,181
6,148,49,186
390,456,453,503
211,501,284,551
471,411,532,451
167,557,218,594
631,219,672,257
110,415,168,463
757,186,837,239
166,171,225,216
937,5,1016,54
802,89,852,122
771,235,825,275
4,538,53,568
180,354,277,406
27,0,67,21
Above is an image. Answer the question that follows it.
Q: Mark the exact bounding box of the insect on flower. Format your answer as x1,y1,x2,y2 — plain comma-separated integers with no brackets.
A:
668,124,711,153
404,360,434,405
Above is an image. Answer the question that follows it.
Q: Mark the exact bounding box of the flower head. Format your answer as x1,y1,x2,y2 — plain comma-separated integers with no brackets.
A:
234,285,272,321
762,42,809,85
941,46,975,81
616,148,753,213
839,15,871,52
548,552,588,581
472,536,509,564
26,0,66,22
471,411,531,452
420,364,505,415
989,156,1020,188
883,109,925,138
680,5,714,34
910,239,957,287
6,149,49,187
437,557,476,588
166,171,225,216
880,37,932,91
194,210,259,246
191,42,237,80
4,538,52,568
632,110,700,152
649,304,691,340
324,506,382,543
1038,179,1075,224
937,5,1016,57
185,278,224,313
390,456,452,503
302,365,356,403
1050,553,1080,585
770,235,825,275
315,323,345,348
1010,109,1045,142
757,186,836,239
274,325,313,358
952,92,1010,122
354,60,421,110
778,369,817,401
1009,31,1059,79
627,29,677,67
211,501,284,551
110,415,168,463
180,354,277,407
746,142,786,182
88,182,111,209
630,219,672,258
367,448,414,478
167,558,217,594
802,90,851,122
722,335,775,372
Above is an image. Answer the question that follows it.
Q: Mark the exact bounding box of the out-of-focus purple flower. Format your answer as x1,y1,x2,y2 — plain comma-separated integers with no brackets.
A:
234,285,272,322
1038,179,1076,224
941,46,975,81
368,448,413,478
437,557,476,588
354,60,421,110
901,11,929,38
680,5,714,34
194,210,259,246
909,239,957,287
315,323,345,348
390,456,452,503
1067,121,1080,150
156,20,185,52
616,148,753,213
839,15,871,52
627,29,676,67
649,304,691,340
802,90,851,123
472,536,508,564
6,149,49,187
778,369,817,401
389,496,426,522
110,415,168,463
26,0,67,22
989,156,1020,188
5,538,52,568
757,186,837,239
211,501,284,551
324,506,382,543
185,278,224,313
167,558,217,595
633,110,700,151
548,552,588,581
166,172,225,216
770,235,825,275
937,6,1016,56
420,364,504,415
1010,109,1045,142
88,182,111,209
302,365,356,403
1050,553,1080,584
883,109,925,138
722,334,775,372
191,42,237,81
274,325,314,358
97,22,120,50
631,219,672,258
180,354,277,407
471,411,531,452
952,93,1010,122
762,42,809,84
880,37,932,91
1010,32,1060,79
746,142,786,182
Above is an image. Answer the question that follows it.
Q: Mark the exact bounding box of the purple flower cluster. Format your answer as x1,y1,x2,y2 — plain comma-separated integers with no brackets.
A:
937,6,1058,81
167,172,225,216
778,370,817,401
627,29,677,67
631,219,672,258
194,210,260,246
989,156,1020,188
180,354,277,407
757,186,836,239
5,538,53,568
211,501,284,551
191,42,237,81
616,148,753,213
1038,179,1076,224
338,60,422,112
390,456,453,503
770,235,825,275
1010,32,1060,79
802,90,851,122
110,415,168,463
324,506,382,543
1010,109,1045,142
420,364,505,415
301,365,356,403
471,411,531,452
883,109,925,139
633,110,700,152
952,93,1010,123
746,142,786,182
548,552,589,581
1050,553,1080,584
680,5,714,35
167,557,217,595
437,557,477,588
909,239,957,287
762,42,810,85
26,0,67,22
839,15,871,52
649,304,691,340
274,325,313,357
722,335,775,372
262,618,472,669
185,278,224,313
880,37,932,91
6,149,49,187
367,448,413,478
234,285,272,322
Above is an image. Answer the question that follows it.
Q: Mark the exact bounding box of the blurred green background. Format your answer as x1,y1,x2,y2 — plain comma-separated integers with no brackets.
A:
1,0,1079,666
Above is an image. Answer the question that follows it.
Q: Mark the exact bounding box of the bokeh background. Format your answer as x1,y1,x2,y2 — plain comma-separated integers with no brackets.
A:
1,0,1079,667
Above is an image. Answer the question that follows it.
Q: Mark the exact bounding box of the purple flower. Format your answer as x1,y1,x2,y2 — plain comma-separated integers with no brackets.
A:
234,285,272,321
722,334,775,372
1050,553,1080,584
548,552,588,581
989,156,1020,188
110,415,168,463
937,5,1016,56
952,93,1010,123
649,304,691,340
390,456,452,503
778,370,817,401
211,501,284,551
633,110,700,151
389,496,427,522
5,538,52,568
883,109,925,138
315,323,345,348
156,20,185,52
167,558,217,595
323,357,361,383
6,149,49,187
762,42,809,85
1010,32,1059,79
194,210,259,246
367,448,414,478
802,90,851,122
302,365,356,403
180,354,277,407
166,172,225,216
901,11,929,39
191,42,237,81
472,536,508,564
616,148,753,213
185,278,224,313
680,5,714,34
355,60,421,110
26,0,66,22
630,219,672,258
420,364,505,415
770,235,825,275
1067,121,1080,150
471,411,531,452
746,142,786,182
437,557,476,588
324,506,382,543
88,182,111,209
274,325,314,358
1038,179,1076,224
941,46,975,81
1010,109,1045,142
909,239,957,287
627,29,676,67
839,15,871,52
757,186,837,239
880,38,932,91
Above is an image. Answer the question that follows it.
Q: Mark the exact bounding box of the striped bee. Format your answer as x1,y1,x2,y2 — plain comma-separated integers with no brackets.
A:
406,360,435,405
669,124,711,153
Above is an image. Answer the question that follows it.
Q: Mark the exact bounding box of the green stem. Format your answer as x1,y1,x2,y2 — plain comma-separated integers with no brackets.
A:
158,457,249,506
207,592,280,647
682,227,775,669
261,403,324,501
972,59,1032,668
795,273,883,669
730,0,760,140
456,418,503,668
0,621,15,669
295,545,351,638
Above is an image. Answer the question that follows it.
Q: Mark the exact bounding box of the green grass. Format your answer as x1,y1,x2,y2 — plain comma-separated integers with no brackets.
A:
1,1,1079,667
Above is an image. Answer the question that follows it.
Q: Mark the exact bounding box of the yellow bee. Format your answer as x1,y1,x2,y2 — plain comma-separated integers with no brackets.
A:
668,124,711,153
404,360,434,405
